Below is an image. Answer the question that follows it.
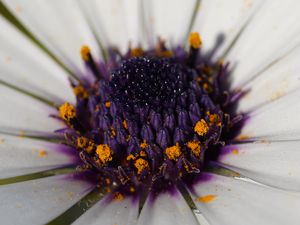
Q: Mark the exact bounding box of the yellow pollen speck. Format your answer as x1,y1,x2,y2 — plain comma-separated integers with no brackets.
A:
111,127,116,137
194,119,209,136
113,192,124,201
140,140,148,149
126,154,135,161
59,102,76,121
77,136,88,149
38,150,47,157
80,45,91,61
207,112,222,126
73,85,89,99
235,135,251,141
134,158,149,174
85,141,95,154
232,149,239,155
0,138,5,144
187,140,201,157
96,144,113,164
131,48,144,57
165,143,182,161
105,101,111,108
123,120,128,130
203,83,213,93
189,32,202,49
140,151,147,157
196,195,216,203
130,187,135,193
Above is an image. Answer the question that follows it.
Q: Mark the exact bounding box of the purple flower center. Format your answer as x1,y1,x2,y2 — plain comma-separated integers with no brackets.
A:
58,36,243,196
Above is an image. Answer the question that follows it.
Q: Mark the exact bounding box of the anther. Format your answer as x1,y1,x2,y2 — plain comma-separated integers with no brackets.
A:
80,45,101,79
194,119,209,136
188,32,202,66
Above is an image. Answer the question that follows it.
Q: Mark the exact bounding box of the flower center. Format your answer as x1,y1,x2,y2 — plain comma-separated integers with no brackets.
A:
58,33,243,196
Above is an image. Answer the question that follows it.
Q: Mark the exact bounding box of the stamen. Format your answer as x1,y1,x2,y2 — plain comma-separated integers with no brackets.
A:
194,119,209,136
188,32,202,66
59,102,76,122
189,32,202,49
131,48,144,57
187,140,201,157
165,143,182,161
80,45,101,79
134,158,149,174
96,144,113,164
73,85,89,99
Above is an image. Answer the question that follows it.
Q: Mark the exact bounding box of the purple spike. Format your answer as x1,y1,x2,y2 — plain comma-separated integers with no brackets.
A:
163,113,176,131
109,102,117,116
178,110,189,128
116,129,127,145
150,112,162,131
141,124,154,142
156,128,170,149
99,116,111,130
173,127,185,143
127,120,139,135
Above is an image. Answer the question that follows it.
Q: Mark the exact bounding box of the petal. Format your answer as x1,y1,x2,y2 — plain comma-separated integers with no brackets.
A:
142,0,199,47
219,141,300,191
137,188,199,225
238,90,300,140
73,195,138,225
237,45,300,113
193,0,262,60
0,84,63,135
0,174,94,225
189,173,300,225
2,0,102,77
0,16,74,104
227,0,300,89
78,0,142,53
0,134,77,179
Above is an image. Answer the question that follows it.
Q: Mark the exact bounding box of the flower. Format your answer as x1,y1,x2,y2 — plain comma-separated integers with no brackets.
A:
1,0,300,225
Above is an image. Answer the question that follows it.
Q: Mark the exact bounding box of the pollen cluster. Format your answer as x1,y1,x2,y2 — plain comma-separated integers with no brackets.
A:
58,32,242,196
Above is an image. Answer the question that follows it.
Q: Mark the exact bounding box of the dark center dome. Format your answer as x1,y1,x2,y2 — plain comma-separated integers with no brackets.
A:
109,57,195,110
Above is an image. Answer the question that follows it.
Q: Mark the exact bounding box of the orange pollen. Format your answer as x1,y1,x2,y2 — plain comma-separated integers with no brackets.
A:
126,154,135,161
113,192,124,201
140,151,147,157
73,85,89,98
187,140,201,157
85,140,95,154
96,144,113,164
189,32,202,49
59,102,76,121
134,158,149,174
38,150,47,157
131,48,144,57
140,140,148,149
111,127,116,137
196,195,217,203
165,143,182,161
208,112,222,126
80,45,91,61
123,120,128,129
105,101,111,108
194,119,209,136
77,136,88,149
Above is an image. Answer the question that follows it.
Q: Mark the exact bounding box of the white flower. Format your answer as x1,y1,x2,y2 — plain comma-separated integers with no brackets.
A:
1,0,300,225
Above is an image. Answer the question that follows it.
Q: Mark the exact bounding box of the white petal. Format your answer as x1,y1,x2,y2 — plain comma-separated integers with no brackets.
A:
0,174,93,225
238,90,300,140
193,0,262,60
227,0,300,89
78,0,141,53
237,45,300,113
220,141,300,191
0,134,76,179
2,0,102,78
142,0,199,47
137,188,199,225
0,84,63,135
189,173,300,225
73,195,138,225
0,16,74,104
